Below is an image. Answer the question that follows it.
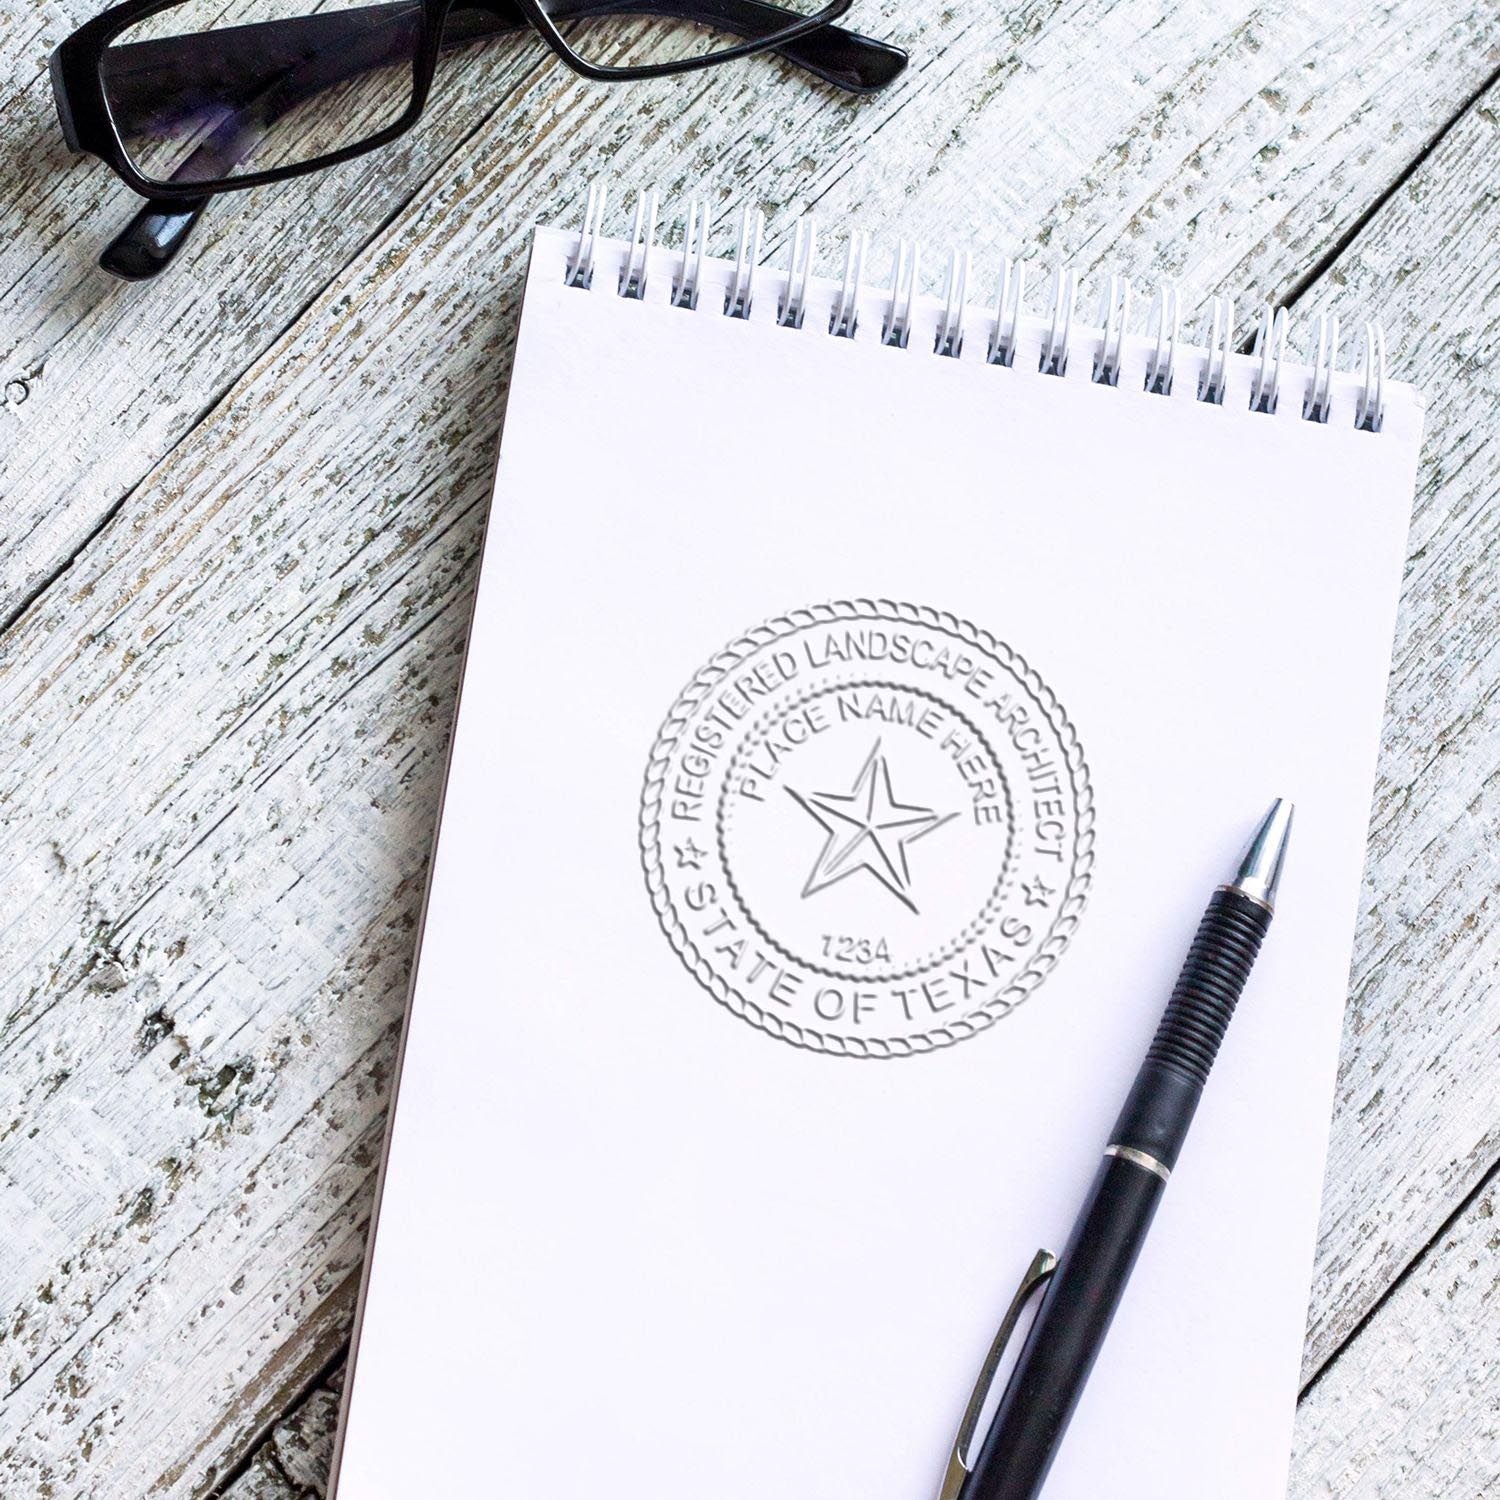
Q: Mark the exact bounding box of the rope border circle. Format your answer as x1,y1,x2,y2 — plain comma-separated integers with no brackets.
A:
639,600,1096,1059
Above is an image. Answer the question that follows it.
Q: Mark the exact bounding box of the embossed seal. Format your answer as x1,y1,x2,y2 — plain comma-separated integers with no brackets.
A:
640,602,1094,1057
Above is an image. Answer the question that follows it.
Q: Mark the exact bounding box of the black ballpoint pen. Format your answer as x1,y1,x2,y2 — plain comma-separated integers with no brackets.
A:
937,800,1295,1500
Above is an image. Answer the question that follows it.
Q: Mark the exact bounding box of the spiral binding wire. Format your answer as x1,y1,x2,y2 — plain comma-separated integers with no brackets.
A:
1198,295,1234,405
935,249,971,358
1356,323,1387,432
565,180,607,289
724,205,763,319
883,240,920,348
567,188,1392,432
829,231,868,339
1250,305,1289,415
671,197,708,310
619,188,659,300
1039,267,1078,378
778,218,817,329
1093,275,1130,387
1303,311,1339,423
988,259,1026,369
1145,286,1181,396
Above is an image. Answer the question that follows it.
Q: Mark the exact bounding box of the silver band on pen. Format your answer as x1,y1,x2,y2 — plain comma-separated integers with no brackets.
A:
1103,1143,1172,1182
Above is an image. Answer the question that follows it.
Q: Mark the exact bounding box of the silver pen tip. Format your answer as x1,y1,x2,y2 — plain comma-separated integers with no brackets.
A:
1230,799,1294,912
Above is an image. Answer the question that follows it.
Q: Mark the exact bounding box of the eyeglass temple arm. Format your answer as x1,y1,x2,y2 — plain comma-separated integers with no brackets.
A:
461,1,906,93
101,0,906,278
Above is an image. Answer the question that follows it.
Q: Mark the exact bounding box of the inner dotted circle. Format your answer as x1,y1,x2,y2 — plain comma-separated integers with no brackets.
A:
717,678,1014,983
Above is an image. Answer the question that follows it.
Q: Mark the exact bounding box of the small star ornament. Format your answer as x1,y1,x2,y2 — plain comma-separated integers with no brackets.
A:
674,839,707,871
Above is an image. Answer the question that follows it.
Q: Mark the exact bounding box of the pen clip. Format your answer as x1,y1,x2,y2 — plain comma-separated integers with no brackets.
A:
935,1248,1058,1500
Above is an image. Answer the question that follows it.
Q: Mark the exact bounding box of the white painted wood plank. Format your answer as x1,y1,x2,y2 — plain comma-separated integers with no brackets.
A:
220,1373,344,1500
3,0,1497,624
0,0,557,618
1292,1172,1500,1497
0,8,1496,1498
1292,87,1500,1378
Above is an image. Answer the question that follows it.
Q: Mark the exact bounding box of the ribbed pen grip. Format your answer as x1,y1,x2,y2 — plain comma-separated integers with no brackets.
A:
1110,886,1274,1170
1146,888,1271,1086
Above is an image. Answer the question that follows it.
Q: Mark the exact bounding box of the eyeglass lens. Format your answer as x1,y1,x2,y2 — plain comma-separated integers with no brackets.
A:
100,0,425,187
98,0,848,192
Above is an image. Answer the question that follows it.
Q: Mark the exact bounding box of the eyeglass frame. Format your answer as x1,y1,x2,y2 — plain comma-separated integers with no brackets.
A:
50,0,864,204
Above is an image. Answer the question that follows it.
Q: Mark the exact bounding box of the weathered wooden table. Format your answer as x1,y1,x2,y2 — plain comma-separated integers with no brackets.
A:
2,3,1496,1495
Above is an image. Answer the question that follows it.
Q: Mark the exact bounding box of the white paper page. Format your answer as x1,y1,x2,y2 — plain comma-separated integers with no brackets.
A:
333,226,1422,1500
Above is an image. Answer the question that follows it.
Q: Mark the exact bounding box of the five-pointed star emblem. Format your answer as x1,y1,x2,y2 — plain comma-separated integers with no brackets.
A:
786,741,955,913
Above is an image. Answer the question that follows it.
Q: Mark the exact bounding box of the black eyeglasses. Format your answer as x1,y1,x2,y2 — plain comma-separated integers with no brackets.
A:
49,0,906,281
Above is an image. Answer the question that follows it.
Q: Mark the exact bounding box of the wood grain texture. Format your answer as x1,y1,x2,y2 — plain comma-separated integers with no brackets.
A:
1292,81,1500,1379
219,1369,344,1500
3,0,1498,619
1291,1170,1500,1497
0,0,1495,1494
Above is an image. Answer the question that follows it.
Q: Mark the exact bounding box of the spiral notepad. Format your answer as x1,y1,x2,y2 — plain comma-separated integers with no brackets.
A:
333,191,1424,1499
